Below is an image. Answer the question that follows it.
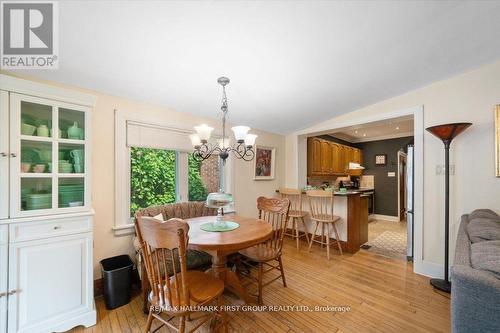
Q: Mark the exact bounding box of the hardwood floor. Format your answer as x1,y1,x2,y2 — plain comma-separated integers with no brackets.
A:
68,238,450,333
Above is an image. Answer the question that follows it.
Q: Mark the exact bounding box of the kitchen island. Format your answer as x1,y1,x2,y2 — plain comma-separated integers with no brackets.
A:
276,189,370,253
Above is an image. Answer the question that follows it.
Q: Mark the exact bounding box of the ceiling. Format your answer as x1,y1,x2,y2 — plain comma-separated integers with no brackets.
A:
328,116,414,143
17,1,500,134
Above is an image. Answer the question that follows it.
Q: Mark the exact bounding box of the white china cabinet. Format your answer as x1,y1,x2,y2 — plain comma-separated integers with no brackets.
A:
0,74,96,333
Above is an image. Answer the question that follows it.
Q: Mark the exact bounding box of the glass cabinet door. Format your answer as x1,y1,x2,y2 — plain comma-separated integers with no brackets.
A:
9,93,90,217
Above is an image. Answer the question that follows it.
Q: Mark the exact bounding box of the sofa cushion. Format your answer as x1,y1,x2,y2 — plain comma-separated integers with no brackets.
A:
134,202,216,273
470,240,500,278
467,217,500,243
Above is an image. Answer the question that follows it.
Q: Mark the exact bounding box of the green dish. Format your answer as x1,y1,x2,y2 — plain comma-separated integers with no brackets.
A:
26,193,52,210
199,221,239,232
21,123,36,135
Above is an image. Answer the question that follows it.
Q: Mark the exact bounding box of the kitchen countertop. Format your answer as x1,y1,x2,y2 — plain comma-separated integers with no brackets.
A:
275,188,374,196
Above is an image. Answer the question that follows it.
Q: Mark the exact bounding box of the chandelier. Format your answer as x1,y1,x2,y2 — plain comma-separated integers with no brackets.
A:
189,77,257,164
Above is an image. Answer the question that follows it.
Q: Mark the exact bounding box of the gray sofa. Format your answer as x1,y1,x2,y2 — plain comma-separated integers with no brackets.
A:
451,209,500,333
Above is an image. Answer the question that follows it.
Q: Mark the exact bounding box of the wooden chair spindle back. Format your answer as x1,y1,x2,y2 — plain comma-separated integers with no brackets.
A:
136,217,190,310
306,190,334,221
279,188,302,215
257,196,290,252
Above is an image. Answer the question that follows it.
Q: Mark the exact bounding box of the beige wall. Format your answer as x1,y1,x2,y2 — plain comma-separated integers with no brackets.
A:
285,60,500,271
2,72,285,277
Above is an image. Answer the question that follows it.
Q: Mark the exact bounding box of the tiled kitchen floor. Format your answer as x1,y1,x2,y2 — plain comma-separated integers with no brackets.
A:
363,219,407,260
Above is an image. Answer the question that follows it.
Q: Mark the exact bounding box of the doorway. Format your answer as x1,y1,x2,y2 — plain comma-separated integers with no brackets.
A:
398,151,407,221
295,105,424,273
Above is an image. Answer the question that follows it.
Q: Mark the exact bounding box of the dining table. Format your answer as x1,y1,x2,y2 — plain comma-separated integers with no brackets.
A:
185,214,273,303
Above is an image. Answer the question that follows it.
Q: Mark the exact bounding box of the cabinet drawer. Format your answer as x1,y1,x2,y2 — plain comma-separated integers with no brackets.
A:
9,216,92,243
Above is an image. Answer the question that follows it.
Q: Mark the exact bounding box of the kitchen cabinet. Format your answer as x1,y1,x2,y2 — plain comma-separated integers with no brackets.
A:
321,140,333,174
9,93,91,218
0,74,96,333
1,225,8,333
307,138,323,176
7,221,93,333
331,143,342,174
1,91,9,220
307,137,363,177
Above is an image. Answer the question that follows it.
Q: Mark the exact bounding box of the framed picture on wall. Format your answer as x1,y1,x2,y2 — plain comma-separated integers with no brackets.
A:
254,145,275,180
496,105,499,177
375,154,387,166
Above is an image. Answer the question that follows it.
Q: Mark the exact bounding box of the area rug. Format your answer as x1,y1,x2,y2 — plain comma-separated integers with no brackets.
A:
363,231,407,260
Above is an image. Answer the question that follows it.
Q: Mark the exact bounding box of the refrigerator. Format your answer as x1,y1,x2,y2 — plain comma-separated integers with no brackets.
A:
406,145,414,261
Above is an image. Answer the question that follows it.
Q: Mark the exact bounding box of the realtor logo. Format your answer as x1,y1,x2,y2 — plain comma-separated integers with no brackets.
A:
1,1,58,69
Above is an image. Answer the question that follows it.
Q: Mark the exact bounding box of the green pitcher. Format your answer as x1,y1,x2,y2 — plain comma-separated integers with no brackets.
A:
67,121,83,140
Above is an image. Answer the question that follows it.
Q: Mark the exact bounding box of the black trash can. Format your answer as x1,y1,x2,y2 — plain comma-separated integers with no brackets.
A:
100,255,133,310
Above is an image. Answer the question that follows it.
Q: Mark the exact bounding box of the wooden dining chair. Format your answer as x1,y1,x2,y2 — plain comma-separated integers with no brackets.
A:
279,188,310,250
238,196,290,304
306,190,343,260
136,216,227,333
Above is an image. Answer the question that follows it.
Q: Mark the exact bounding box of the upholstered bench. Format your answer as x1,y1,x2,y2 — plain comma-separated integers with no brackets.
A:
133,201,217,312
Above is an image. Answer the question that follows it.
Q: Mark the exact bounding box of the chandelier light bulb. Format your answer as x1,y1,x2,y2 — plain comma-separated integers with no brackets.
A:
231,126,250,143
244,134,258,147
194,124,214,142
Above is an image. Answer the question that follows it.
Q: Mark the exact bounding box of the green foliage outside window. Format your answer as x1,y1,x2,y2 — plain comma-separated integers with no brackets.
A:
130,147,210,216
130,147,177,216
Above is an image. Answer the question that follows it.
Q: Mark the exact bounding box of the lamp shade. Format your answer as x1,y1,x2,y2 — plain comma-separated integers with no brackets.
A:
231,126,250,142
426,122,472,143
194,124,214,141
189,134,201,147
244,134,257,147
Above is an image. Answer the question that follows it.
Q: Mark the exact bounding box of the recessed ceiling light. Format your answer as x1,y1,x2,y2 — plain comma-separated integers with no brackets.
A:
354,130,358,134
396,126,400,130
363,133,367,137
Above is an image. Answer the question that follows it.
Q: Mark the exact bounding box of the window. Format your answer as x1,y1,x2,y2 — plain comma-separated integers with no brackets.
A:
114,110,231,233
130,147,177,216
129,147,221,216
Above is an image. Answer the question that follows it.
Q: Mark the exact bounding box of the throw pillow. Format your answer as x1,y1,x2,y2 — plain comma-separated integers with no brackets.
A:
467,217,500,243
470,209,500,221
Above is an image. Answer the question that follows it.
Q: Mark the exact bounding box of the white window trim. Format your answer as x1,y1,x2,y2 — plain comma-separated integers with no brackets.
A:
113,109,233,235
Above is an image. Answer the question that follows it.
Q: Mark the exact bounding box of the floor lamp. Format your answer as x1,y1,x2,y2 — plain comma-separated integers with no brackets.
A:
426,122,472,293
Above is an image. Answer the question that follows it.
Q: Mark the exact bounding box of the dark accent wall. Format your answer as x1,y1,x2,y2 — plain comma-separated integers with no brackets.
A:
357,136,413,216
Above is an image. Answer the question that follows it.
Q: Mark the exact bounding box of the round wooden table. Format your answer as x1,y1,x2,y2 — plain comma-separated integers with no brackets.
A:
186,215,272,303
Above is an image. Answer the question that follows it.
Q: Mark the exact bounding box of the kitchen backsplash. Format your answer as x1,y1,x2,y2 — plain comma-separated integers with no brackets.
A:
360,175,374,188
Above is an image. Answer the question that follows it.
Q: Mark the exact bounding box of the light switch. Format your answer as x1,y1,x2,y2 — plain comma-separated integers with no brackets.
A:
436,165,455,175
387,172,396,177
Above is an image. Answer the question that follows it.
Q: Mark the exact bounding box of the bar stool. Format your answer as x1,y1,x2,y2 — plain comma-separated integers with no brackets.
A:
306,190,343,260
279,188,310,250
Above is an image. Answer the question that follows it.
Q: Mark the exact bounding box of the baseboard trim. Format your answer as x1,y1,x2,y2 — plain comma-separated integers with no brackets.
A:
94,278,103,297
413,260,447,279
36,309,96,332
371,214,400,222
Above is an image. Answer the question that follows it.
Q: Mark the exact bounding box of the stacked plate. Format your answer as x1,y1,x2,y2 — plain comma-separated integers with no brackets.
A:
59,184,84,208
26,193,52,210
59,160,73,173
